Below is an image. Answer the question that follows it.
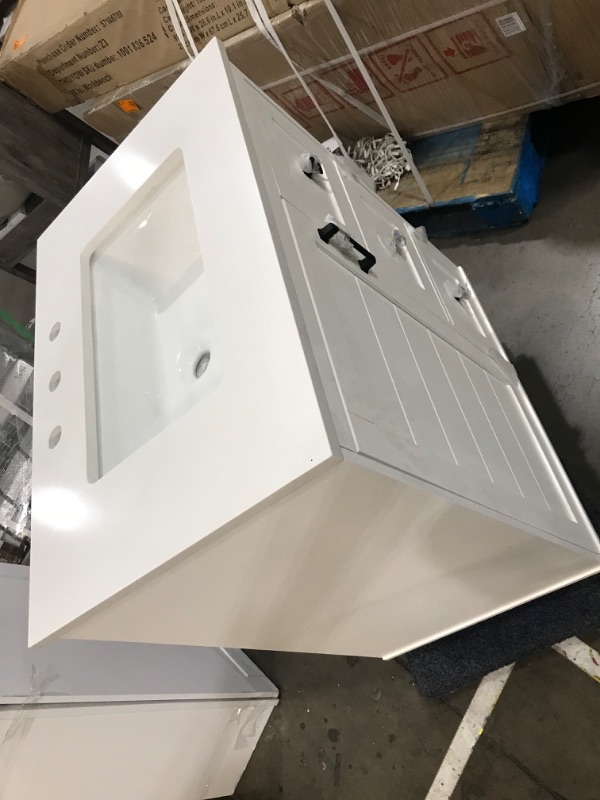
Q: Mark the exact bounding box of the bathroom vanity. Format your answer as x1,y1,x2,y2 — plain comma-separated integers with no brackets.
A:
30,41,600,659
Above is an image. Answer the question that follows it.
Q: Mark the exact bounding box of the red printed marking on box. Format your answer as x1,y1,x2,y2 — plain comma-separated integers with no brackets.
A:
366,37,448,94
319,62,394,104
426,12,510,75
270,79,346,122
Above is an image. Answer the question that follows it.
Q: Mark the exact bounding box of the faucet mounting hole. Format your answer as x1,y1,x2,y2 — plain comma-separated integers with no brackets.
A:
194,351,211,379
49,426,62,449
49,371,61,392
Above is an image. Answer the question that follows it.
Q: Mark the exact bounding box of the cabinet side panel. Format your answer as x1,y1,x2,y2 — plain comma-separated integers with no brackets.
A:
61,462,598,658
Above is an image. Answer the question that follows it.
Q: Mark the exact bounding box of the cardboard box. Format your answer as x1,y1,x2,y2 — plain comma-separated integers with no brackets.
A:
84,0,600,142
231,0,600,140
83,61,187,141
258,1,550,140
0,0,292,111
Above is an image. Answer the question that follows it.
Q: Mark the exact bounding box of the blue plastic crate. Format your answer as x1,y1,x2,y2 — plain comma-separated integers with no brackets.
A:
380,116,545,238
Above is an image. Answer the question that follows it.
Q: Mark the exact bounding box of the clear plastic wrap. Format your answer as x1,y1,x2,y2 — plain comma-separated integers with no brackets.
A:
83,61,188,143
227,0,600,141
84,0,600,145
0,321,32,564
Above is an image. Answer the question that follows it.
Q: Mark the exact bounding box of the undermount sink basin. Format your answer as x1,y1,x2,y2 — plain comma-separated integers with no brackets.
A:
90,158,221,478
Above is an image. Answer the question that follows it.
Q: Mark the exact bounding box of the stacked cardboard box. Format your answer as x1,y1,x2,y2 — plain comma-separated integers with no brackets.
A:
227,0,600,139
1,0,599,140
0,0,293,110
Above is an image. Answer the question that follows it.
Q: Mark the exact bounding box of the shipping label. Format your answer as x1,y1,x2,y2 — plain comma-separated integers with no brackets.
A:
495,12,526,37
29,0,262,105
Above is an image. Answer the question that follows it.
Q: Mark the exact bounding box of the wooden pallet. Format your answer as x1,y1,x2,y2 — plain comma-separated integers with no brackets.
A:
380,114,544,238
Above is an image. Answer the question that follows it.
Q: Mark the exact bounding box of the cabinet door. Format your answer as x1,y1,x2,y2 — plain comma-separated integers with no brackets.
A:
245,92,361,239
282,201,597,552
408,233,493,346
236,77,454,329
338,174,492,353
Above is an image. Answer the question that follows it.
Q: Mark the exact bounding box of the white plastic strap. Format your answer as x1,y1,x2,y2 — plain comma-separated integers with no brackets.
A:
245,0,278,47
246,0,348,156
321,0,433,206
0,393,32,426
165,0,198,60
2,518,31,537
164,0,346,154
163,0,431,203
314,76,386,127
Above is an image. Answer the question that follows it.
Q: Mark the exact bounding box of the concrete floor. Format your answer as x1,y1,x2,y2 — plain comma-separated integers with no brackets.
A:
233,101,600,800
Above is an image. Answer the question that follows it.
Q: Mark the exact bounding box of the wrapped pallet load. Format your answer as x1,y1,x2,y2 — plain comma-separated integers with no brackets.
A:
1,0,599,141
0,318,33,564
75,0,600,142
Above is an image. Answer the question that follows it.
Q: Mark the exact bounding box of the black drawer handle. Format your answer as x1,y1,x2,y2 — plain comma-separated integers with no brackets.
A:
317,222,376,274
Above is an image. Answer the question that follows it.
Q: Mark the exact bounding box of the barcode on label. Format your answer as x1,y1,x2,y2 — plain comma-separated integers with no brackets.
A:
495,12,526,36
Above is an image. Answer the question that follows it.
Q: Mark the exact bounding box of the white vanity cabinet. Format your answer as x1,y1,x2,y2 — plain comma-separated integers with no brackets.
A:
0,565,277,800
30,41,600,660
